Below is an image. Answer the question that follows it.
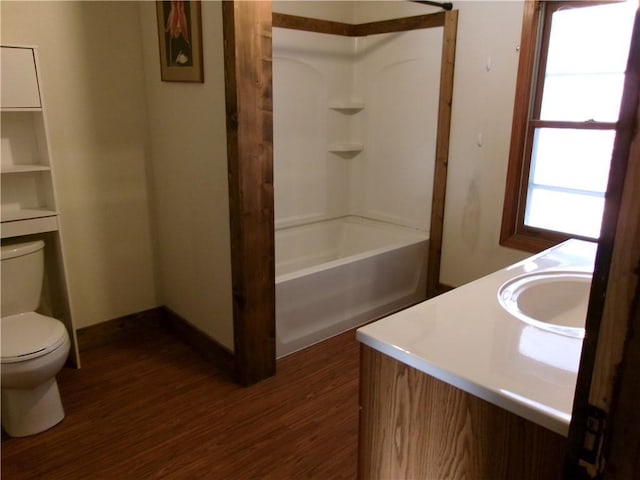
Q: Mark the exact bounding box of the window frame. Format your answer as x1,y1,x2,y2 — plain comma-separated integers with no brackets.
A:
500,0,619,252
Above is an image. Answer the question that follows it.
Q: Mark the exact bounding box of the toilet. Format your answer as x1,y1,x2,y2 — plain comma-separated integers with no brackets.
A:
1,240,71,437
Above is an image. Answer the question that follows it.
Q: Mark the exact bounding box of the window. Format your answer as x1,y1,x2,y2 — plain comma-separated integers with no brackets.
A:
500,0,637,252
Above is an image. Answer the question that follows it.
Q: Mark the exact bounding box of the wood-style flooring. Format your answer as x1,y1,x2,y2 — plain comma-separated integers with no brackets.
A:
1,324,360,479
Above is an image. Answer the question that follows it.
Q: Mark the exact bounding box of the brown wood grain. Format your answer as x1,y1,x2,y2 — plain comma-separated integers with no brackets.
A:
565,10,640,479
427,10,457,297
500,0,552,253
359,345,566,480
223,0,276,386
1,324,360,479
353,13,445,36
272,12,445,37
272,12,354,36
603,20,640,473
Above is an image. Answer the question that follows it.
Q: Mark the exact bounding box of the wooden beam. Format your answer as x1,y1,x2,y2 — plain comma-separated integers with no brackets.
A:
222,0,276,386
272,12,445,37
426,10,457,297
353,12,445,36
272,12,354,36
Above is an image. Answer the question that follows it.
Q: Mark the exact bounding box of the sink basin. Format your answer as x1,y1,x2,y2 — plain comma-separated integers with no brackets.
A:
498,271,592,338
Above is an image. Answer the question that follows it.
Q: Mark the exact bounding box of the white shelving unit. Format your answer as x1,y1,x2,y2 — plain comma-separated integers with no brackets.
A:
1,45,80,366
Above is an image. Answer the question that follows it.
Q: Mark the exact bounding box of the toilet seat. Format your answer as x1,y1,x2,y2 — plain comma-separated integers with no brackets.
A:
1,312,68,364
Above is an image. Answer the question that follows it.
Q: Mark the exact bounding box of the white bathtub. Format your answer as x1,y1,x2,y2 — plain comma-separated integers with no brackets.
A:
276,216,429,357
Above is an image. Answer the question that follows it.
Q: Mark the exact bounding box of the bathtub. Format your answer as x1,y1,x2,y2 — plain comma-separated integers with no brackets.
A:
276,216,429,357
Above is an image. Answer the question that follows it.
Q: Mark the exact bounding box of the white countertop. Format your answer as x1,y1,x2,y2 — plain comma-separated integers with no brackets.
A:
356,239,597,436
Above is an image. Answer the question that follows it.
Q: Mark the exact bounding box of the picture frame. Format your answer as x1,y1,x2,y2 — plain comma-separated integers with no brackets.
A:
156,1,203,83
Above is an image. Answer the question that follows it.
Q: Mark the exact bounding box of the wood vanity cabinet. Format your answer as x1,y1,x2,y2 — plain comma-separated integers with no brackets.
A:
1,44,80,366
358,345,567,480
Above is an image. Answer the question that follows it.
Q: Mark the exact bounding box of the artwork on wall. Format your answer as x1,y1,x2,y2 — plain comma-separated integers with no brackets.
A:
156,1,203,82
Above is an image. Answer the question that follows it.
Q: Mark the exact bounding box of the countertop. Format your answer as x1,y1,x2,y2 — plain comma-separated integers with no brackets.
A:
356,239,597,436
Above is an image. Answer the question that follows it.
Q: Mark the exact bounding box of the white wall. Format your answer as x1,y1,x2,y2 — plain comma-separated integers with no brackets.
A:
273,1,355,23
139,1,234,350
353,29,442,230
2,1,234,349
1,0,531,340
273,29,354,228
1,1,158,328
441,1,528,285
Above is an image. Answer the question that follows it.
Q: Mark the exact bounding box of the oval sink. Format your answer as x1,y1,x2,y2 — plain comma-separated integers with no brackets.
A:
498,271,592,338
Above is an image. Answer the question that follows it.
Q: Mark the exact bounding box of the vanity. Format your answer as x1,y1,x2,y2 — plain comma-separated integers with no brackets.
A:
356,239,596,479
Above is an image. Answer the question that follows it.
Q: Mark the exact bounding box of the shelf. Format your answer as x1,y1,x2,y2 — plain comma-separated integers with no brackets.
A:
1,214,58,238
1,165,51,174
2,208,57,222
328,143,364,154
1,107,43,113
328,101,365,113
0,46,42,109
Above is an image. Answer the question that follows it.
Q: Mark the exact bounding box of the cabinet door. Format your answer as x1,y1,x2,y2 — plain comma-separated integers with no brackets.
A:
1,47,41,109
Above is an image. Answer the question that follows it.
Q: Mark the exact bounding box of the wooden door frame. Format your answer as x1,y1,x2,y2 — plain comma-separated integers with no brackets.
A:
564,9,640,478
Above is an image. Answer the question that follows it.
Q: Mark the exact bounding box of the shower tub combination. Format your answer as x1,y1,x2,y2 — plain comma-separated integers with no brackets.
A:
276,216,429,358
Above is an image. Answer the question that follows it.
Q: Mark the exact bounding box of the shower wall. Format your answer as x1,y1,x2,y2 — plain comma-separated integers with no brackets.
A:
351,29,442,230
273,30,355,229
272,8,443,233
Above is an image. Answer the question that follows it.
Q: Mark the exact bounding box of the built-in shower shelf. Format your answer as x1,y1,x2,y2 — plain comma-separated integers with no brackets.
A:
328,143,364,153
328,101,365,113
1,165,51,174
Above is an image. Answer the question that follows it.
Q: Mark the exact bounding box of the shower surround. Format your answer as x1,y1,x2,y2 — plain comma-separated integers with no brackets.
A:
273,12,443,357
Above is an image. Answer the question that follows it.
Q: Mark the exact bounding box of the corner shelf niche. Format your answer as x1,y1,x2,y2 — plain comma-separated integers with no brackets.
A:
328,100,365,113
328,99,365,156
328,143,364,154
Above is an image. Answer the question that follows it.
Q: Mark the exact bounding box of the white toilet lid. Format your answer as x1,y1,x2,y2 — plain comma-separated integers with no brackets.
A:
1,312,68,363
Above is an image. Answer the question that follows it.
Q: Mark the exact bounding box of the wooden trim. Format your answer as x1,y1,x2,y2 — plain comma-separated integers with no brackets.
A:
223,1,276,386
272,12,446,37
161,307,234,374
76,308,165,351
529,120,617,130
500,0,543,252
435,282,455,296
359,345,566,479
500,0,621,253
565,10,640,478
601,45,640,475
76,307,233,373
353,13,445,36
426,10,457,297
272,13,354,36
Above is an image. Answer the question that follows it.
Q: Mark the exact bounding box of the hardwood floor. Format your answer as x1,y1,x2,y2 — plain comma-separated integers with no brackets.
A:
1,324,360,479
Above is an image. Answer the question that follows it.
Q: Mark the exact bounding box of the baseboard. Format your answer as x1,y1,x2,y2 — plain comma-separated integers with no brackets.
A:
77,307,234,374
76,308,165,351
437,283,455,294
160,307,234,372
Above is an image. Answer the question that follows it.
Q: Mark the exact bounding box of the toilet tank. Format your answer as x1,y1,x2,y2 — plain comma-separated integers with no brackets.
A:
1,240,46,317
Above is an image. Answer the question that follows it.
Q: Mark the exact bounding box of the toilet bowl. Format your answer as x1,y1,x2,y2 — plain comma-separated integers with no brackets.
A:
1,240,71,437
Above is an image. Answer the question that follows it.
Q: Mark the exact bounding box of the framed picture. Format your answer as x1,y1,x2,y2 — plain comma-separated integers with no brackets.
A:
156,1,203,82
